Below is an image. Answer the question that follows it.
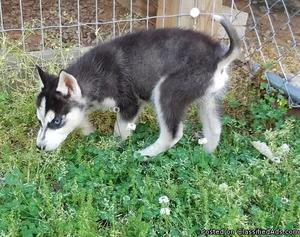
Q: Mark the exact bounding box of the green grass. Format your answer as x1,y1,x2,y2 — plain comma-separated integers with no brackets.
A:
0,40,300,237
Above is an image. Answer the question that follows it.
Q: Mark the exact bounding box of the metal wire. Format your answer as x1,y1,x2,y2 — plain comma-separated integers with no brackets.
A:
0,0,4,33
39,0,44,62
77,0,81,48
95,0,98,44
113,0,116,38
129,0,133,32
19,0,25,51
146,0,149,30
58,0,63,49
162,0,166,28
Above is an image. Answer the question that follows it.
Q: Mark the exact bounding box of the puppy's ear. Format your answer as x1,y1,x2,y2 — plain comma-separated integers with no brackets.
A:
36,65,48,87
57,70,82,99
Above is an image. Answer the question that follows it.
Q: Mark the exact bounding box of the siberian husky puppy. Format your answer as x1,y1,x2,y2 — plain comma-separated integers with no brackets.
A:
36,15,240,157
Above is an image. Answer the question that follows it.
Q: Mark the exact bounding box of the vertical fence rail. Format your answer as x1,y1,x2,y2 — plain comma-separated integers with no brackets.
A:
113,0,116,38
58,0,63,49
146,0,150,30
95,0,98,44
19,0,25,51
162,0,166,27
0,0,4,34
129,0,133,32
77,0,81,48
211,0,216,36
39,0,44,63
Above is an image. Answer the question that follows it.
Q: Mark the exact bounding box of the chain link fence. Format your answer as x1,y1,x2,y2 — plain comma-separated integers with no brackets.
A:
0,0,299,106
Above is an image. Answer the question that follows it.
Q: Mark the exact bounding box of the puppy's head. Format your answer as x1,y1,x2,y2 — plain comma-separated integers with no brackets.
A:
36,66,85,151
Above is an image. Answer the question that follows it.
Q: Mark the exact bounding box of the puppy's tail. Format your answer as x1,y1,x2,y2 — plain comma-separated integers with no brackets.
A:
213,15,241,67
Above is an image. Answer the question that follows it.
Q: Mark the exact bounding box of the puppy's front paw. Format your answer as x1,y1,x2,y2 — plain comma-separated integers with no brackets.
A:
198,136,219,154
203,142,218,154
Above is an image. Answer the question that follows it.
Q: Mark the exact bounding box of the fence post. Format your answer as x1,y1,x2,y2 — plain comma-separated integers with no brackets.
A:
156,0,222,36
197,0,223,36
156,0,179,28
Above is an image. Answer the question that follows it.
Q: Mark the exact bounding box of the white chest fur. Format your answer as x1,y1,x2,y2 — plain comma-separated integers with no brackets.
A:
90,97,117,112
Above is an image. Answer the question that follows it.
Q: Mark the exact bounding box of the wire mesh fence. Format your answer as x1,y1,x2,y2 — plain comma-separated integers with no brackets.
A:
0,0,299,107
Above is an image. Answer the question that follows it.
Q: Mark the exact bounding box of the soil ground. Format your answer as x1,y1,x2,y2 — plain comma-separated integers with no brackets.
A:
1,0,158,51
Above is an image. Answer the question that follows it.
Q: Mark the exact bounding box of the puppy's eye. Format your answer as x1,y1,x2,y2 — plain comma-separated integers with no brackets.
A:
53,117,62,125
49,116,63,129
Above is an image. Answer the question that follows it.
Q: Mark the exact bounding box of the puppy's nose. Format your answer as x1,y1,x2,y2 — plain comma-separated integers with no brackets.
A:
36,144,45,150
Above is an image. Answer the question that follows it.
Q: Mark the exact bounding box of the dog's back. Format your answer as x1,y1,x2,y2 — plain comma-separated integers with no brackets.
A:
68,28,225,101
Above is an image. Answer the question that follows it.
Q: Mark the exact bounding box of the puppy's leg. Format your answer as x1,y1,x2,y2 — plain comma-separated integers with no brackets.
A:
114,113,138,140
80,117,95,135
138,77,184,157
114,104,140,140
197,95,221,153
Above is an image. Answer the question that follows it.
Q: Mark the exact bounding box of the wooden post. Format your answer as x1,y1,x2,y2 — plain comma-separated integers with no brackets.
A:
156,0,222,36
196,0,223,36
156,0,179,28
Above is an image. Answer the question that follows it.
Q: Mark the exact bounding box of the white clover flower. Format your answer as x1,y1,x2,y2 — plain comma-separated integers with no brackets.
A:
251,141,274,160
126,122,136,131
123,195,130,202
159,195,170,204
198,137,208,145
280,143,290,154
160,207,171,216
218,183,229,192
281,197,289,204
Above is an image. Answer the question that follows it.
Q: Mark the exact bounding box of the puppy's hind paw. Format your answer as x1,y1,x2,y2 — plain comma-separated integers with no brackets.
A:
137,148,153,157
134,151,150,162
137,146,160,158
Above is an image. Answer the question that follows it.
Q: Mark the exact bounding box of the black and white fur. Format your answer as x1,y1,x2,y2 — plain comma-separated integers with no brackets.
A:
36,15,240,156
